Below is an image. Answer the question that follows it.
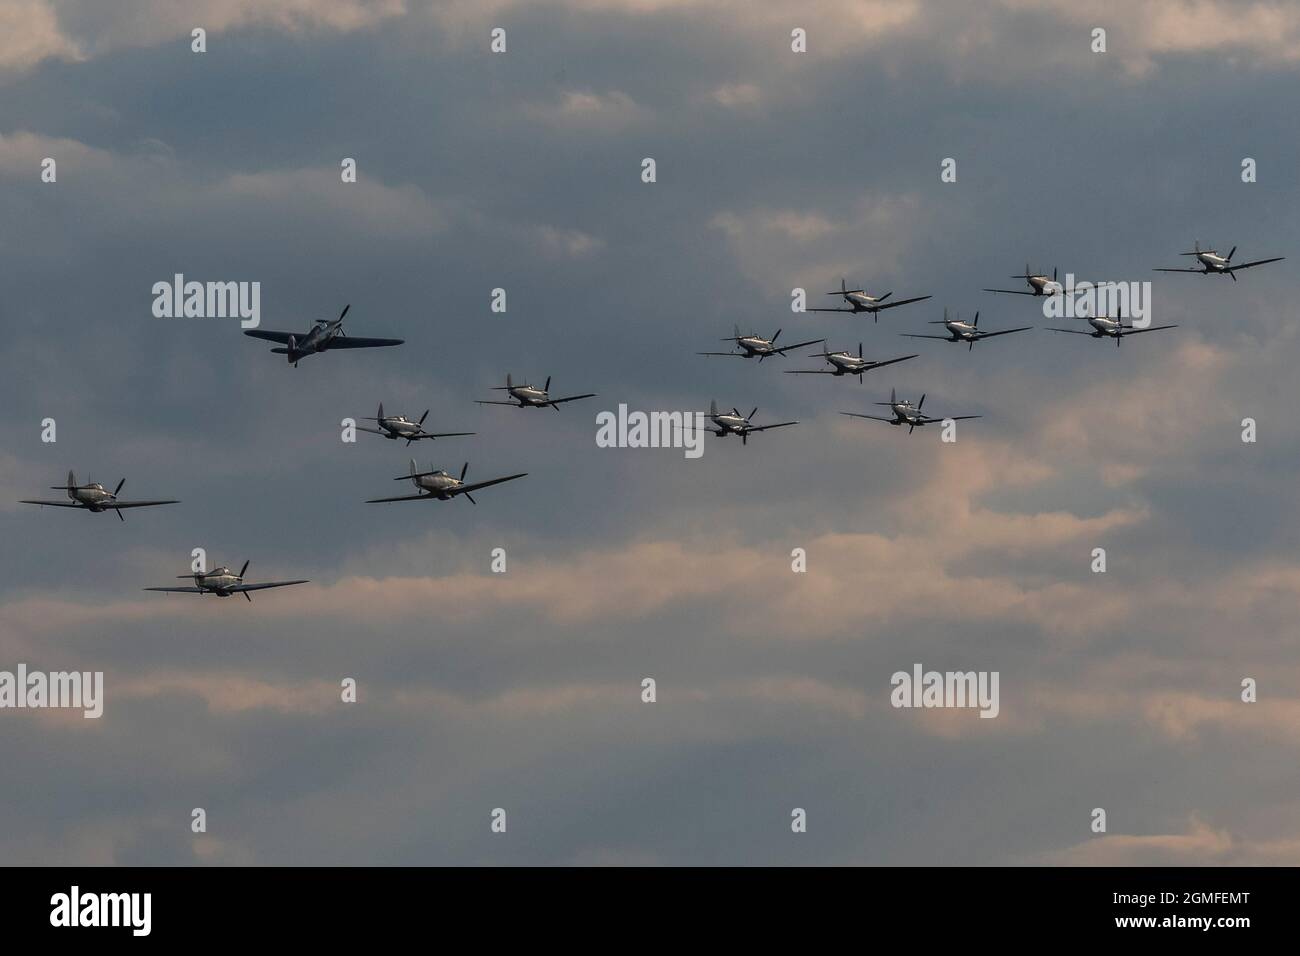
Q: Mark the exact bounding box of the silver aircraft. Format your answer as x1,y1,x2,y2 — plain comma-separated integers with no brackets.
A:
900,309,1032,351
358,403,474,446
144,560,307,601
243,304,403,366
984,264,1068,297
20,472,179,520
1154,241,1284,281
841,388,981,434
476,374,596,410
366,460,527,505
697,325,824,362
1045,310,1177,347
784,343,917,382
806,279,932,321
706,400,797,445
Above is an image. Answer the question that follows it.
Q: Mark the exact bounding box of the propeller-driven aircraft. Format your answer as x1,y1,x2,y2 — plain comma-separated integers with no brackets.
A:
784,343,917,382
143,561,307,601
806,279,932,320
984,264,1068,297
900,309,1032,350
476,374,596,410
357,403,474,446
20,472,179,520
243,305,403,366
841,388,981,434
697,326,824,361
1153,242,1284,280
706,401,797,444
1045,310,1177,346
366,460,527,505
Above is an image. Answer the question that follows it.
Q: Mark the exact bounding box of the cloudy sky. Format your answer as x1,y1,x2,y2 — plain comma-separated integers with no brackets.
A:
2,0,1298,865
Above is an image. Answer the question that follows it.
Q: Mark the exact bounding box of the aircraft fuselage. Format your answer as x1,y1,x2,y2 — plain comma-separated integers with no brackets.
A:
69,485,114,509
826,353,868,373
282,321,342,362
1086,316,1124,337
736,336,777,356
890,403,925,425
843,292,884,311
379,417,421,438
411,472,464,497
508,385,551,406
189,568,241,595
710,413,749,435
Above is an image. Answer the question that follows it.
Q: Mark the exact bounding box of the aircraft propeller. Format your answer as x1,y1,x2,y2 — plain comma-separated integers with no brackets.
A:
459,462,477,504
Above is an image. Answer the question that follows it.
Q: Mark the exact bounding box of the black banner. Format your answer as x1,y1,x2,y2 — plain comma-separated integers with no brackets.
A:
0,867,1286,941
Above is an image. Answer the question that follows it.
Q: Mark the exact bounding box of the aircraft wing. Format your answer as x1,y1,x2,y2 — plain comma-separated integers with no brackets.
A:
744,421,798,433
475,400,519,405
867,354,919,369
19,499,86,507
898,333,951,340
1121,324,1178,335
1152,267,1201,273
696,352,748,357
111,499,180,509
322,336,404,349
975,327,1033,338
868,295,931,312
982,288,1038,295
366,492,436,503
922,415,982,423
243,329,296,343
547,393,596,405
771,338,825,355
805,307,855,313
229,580,309,592
1045,327,1096,334
143,586,205,593
420,431,477,439
783,369,835,374
455,473,528,495
1225,257,1285,273
840,412,895,422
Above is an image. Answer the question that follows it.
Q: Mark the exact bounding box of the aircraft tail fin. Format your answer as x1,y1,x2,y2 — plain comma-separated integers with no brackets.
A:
709,399,718,417
506,373,513,389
